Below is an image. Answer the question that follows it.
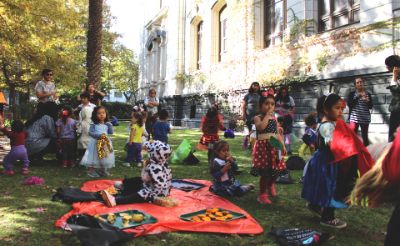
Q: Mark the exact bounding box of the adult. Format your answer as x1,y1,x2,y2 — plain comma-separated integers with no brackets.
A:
242,82,261,133
77,82,106,106
35,69,57,103
347,77,373,146
385,55,400,142
144,88,159,139
25,102,59,161
275,86,295,154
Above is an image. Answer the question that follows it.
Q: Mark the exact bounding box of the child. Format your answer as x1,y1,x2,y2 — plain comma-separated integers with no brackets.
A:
0,119,29,175
144,88,159,139
77,92,95,159
302,94,353,229
124,112,146,167
153,109,171,143
56,107,77,167
197,105,226,162
210,140,254,196
80,106,115,177
252,95,287,205
299,113,318,159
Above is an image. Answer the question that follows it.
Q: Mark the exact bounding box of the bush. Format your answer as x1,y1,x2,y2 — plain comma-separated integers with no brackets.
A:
102,101,132,119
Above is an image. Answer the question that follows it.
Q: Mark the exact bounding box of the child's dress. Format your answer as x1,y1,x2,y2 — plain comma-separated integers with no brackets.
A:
77,106,94,150
198,114,225,151
251,115,287,178
80,122,115,169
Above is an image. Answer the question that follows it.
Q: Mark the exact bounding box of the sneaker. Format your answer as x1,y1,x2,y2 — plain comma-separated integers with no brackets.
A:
21,168,29,176
269,183,277,197
87,170,100,178
307,203,322,216
121,162,131,167
100,190,116,207
3,170,15,175
320,218,347,229
257,193,272,205
242,184,255,192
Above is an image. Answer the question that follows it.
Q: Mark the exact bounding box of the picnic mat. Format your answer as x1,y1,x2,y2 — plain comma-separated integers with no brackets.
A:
56,179,264,237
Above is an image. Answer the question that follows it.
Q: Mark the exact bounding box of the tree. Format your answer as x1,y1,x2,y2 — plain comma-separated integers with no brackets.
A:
86,0,103,86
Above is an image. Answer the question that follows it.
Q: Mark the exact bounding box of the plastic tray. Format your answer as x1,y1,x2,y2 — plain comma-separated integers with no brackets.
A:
98,209,157,229
172,179,205,192
180,208,246,222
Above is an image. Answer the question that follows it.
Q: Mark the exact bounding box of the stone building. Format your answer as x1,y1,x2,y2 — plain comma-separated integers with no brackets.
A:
138,0,400,143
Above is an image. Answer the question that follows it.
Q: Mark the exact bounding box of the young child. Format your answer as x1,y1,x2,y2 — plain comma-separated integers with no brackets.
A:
77,92,95,159
299,113,318,159
153,109,171,143
0,119,29,175
197,105,226,162
210,140,254,196
124,112,146,167
80,106,115,177
302,94,351,229
252,95,287,205
56,107,77,167
144,88,159,139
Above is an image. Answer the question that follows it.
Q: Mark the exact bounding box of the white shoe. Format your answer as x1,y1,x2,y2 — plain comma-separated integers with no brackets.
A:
122,162,131,167
137,162,143,167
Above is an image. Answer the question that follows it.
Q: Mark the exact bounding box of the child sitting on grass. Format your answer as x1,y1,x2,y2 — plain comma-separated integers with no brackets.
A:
210,140,254,196
0,118,29,175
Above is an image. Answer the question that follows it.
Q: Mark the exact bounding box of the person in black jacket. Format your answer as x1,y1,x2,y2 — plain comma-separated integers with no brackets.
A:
347,77,373,146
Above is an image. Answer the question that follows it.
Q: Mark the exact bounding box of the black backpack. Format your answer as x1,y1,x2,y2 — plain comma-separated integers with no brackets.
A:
286,155,306,170
270,227,330,246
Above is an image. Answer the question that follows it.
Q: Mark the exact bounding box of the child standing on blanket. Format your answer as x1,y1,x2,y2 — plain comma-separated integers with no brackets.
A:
302,94,350,229
153,109,172,143
210,140,254,196
123,112,146,167
252,95,287,205
80,106,115,177
56,106,77,168
197,105,226,162
0,119,29,175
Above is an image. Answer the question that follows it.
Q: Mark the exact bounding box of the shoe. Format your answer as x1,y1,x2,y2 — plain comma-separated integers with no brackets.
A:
3,170,15,175
21,168,29,176
137,162,143,167
268,183,277,197
100,190,116,207
307,203,322,216
257,193,272,205
242,184,255,192
96,169,109,177
121,162,131,167
87,170,100,178
320,218,347,229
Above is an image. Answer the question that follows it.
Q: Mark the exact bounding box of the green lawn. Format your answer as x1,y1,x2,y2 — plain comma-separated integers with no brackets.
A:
0,122,392,245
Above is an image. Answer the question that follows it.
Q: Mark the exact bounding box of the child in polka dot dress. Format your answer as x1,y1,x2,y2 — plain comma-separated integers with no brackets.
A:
251,95,287,205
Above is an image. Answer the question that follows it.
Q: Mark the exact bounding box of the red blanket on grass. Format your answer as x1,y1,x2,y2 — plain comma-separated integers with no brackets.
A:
331,119,375,176
56,179,264,237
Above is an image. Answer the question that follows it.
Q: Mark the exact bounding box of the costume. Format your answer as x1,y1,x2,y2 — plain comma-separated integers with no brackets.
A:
251,115,286,178
80,122,115,169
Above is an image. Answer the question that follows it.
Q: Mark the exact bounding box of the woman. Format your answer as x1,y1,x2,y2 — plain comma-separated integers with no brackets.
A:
385,55,400,142
275,86,295,154
25,102,59,161
242,82,261,133
77,82,106,106
347,77,373,146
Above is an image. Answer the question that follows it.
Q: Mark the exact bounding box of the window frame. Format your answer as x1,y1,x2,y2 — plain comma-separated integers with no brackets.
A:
218,5,227,61
318,0,360,33
264,0,287,48
196,21,203,70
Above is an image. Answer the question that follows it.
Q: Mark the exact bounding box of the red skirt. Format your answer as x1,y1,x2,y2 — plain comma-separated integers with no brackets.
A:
197,134,220,151
251,139,286,178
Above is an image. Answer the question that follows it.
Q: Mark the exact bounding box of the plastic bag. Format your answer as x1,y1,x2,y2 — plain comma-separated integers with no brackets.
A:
171,139,193,164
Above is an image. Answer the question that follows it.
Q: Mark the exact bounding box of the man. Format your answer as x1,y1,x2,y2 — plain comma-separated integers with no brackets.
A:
35,69,57,103
385,55,400,142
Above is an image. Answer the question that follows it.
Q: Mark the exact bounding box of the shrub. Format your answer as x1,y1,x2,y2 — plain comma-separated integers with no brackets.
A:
102,101,132,119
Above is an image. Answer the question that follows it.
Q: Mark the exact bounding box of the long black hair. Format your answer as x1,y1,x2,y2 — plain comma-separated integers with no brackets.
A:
133,112,144,127
316,93,341,118
248,82,261,94
275,86,290,103
91,106,109,124
206,106,218,119
25,102,59,127
258,94,275,109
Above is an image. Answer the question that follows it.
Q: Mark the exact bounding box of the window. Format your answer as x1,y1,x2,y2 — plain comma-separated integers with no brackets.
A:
318,0,360,32
190,105,197,119
197,21,203,70
219,5,227,61
395,8,400,41
264,0,286,48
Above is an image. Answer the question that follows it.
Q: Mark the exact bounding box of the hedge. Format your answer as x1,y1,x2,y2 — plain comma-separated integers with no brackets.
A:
102,101,132,119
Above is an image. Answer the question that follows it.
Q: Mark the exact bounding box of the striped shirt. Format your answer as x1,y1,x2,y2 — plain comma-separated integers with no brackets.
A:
349,92,371,124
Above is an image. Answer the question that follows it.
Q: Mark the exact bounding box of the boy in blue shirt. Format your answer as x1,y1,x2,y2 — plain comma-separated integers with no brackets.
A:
153,109,172,143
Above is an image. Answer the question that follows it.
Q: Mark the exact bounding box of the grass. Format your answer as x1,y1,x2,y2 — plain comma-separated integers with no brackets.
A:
0,122,392,245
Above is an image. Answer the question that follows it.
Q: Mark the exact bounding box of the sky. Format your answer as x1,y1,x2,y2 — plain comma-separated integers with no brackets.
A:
107,0,144,53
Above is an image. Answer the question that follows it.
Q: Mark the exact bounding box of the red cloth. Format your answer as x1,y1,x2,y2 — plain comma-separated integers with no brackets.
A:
330,119,374,176
382,128,400,183
1,128,27,146
55,179,264,237
200,114,225,135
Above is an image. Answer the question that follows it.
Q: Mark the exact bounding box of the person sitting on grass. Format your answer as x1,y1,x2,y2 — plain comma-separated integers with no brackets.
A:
0,118,29,175
153,109,172,144
210,140,254,196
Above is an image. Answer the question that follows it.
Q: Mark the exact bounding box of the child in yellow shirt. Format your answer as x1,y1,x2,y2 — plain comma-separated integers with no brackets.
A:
124,112,146,167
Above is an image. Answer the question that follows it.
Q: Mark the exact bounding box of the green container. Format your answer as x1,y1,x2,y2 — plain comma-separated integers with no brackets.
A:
180,208,246,222
98,209,157,229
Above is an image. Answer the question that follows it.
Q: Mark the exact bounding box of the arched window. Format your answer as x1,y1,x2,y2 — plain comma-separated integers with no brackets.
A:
219,5,227,61
211,1,227,64
197,21,203,70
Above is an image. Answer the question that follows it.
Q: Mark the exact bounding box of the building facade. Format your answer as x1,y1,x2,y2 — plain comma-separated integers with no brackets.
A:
139,0,400,142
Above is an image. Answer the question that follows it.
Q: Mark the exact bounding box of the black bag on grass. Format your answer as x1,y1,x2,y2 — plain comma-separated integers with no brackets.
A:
183,151,200,165
66,214,134,246
270,227,330,246
286,155,306,170
52,188,99,204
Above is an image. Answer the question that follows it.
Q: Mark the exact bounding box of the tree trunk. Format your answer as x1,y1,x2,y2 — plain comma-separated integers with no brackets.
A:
87,0,103,86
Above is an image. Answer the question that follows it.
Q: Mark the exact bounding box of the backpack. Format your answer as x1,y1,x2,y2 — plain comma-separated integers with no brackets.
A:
286,155,306,170
270,227,330,246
